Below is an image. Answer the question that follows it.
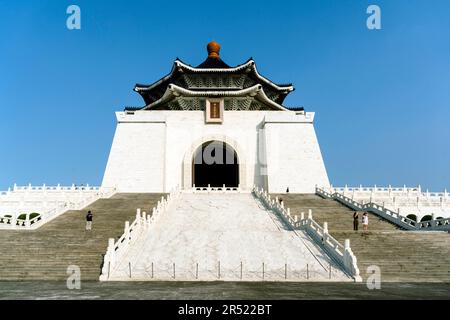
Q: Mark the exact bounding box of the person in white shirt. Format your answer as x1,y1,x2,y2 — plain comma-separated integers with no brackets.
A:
362,212,369,232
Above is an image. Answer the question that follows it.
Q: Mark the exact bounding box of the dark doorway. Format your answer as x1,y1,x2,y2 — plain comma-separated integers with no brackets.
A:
192,141,239,187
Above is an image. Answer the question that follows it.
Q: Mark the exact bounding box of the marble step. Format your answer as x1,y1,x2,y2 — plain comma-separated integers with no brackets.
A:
0,193,164,281
274,193,450,281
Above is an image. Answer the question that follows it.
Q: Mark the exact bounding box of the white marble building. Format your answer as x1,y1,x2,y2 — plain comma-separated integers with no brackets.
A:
102,42,330,194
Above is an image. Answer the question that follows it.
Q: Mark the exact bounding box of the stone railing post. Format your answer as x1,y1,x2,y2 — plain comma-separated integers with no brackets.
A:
344,239,350,250
343,238,361,281
142,211,147,227
124,221,130,244
107,238,116,271
343,238,350,269
308,209,312,219
136,208,141,227
25,216,31,229
10,215,16,229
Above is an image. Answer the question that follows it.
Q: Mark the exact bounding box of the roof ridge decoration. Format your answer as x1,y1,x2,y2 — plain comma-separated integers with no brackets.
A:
135,59,294,93
196,41,231,69
207,41,221,59
133,42,296,108
142,84,289,111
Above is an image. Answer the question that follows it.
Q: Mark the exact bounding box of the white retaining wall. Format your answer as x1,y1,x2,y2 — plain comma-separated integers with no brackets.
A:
102,110,330,194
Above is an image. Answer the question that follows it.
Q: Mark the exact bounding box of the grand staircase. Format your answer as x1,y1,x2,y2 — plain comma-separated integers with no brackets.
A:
0,193,163,281
108,192,349,281
2,191,449,282
276,194,450,282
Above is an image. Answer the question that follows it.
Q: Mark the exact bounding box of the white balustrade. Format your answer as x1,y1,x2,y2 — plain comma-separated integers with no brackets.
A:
252,186,361,282
316,186,450,231
100,185,181,281
0,184,116,230
190,184,244,193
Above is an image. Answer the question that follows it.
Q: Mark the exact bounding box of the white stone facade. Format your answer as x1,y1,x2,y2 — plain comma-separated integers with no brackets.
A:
102,110,330,193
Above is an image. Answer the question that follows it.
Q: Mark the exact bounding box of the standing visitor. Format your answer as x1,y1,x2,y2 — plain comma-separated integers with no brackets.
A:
362,212,369,232
86,210,93,231
353,211,359,231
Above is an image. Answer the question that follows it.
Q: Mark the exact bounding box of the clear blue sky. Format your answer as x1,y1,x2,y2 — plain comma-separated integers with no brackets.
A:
1,0,449,191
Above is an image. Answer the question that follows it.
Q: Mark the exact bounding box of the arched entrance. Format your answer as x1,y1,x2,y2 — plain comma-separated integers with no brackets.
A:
192,141,239,187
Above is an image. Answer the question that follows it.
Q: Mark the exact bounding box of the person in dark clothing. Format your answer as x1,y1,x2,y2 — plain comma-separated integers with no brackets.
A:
86,210,93,231
286,187,290,193
353,211,359,231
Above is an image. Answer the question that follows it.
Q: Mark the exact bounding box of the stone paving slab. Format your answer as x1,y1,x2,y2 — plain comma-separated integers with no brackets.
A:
0,281,449,300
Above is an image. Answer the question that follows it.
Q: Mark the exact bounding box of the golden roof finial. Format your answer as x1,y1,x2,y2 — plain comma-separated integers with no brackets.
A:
207,41,221,59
